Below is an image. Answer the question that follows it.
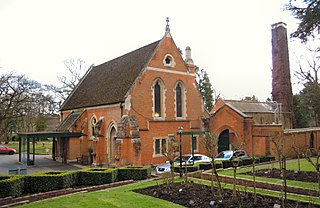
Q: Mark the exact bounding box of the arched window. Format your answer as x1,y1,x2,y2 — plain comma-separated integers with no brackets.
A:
175,81,186,119
153,79,166,119
154,81,161,117
90,116,97,137
176,83,182,117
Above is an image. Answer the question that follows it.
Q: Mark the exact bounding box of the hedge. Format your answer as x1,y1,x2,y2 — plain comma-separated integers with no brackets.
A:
118,166,151,181
77,168,117,186
259,156,275,163
0,175,25,198
25,171,78,193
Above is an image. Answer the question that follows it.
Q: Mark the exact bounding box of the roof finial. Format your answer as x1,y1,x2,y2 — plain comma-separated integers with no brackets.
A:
165,17,170,32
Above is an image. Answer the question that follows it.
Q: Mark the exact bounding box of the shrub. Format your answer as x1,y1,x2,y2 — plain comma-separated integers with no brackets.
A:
0,175,25,198
259,156,275,163
117,166,151,181
242,158,254,166
198,162,212,170
77,168,117,186
25,171,78,193
221,160,233,168
173,163,201,173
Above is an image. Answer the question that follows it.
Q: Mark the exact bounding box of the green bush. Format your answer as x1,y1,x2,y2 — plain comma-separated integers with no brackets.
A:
242,158,254,166
173,163,200,173
259,156,275,163
0,175,25,198
25,171,78,193
77,168,117,186
118,166,151,181
198,162,212,170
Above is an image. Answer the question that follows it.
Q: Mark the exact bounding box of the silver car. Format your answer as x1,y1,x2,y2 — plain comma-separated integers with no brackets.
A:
214,150,248,161
156,154,211,174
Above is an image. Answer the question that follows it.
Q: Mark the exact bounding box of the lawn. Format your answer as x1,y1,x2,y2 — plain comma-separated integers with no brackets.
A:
16,181,184,208
15,177,320,208
4,141,52,155
217,158,319,191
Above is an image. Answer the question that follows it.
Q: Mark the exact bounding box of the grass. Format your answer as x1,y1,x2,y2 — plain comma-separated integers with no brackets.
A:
4,141,52,155
217,158,319,190
15,178,320,208
194,178,320,205
16,180,184,208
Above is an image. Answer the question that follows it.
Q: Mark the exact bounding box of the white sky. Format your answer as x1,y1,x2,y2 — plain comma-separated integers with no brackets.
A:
0,0,303,101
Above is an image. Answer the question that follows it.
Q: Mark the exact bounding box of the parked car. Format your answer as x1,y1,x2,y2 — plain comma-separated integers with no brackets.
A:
0,145,16,155
214,150,248,161
156,154,211,174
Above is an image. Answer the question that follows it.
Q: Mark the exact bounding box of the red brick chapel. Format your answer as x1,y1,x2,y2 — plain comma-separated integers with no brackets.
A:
56,19,208,166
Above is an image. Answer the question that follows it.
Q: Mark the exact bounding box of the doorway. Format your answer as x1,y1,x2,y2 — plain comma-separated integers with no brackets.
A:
218,129,230,153
108,127,117,165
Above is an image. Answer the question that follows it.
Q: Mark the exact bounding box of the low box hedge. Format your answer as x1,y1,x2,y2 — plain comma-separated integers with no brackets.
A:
77,168,117,186
0,175,25,198
25,171,78,193
259,156,275,163
117,166,150,181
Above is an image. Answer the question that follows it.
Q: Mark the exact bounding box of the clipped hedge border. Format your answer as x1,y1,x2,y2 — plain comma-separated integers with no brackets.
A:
0,175,25,198
25,171,78,193
118,166,151,181
77,168,117,186
173,156,276,172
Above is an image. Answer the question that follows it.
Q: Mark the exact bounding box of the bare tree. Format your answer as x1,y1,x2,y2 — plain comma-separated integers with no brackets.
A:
55,58,88,101
303,147,320,196
270,130,287,208
162,136,179,184
202,132,223,199
0,72,59,142
294,45,320,126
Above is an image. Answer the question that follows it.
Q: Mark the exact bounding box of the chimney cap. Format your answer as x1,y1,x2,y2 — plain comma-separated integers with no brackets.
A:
271,22,287,29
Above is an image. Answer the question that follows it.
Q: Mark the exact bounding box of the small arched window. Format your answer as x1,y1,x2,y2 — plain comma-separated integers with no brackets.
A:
90,116,97,137
163,54,176,67
153,79,166,119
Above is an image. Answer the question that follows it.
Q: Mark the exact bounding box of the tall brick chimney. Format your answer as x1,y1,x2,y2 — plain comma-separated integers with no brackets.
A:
271,22,293,129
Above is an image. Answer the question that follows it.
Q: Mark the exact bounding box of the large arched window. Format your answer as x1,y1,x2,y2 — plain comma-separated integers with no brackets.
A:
176,83,182,117
152,79,166,119
154,81,161,117
175,81,186,119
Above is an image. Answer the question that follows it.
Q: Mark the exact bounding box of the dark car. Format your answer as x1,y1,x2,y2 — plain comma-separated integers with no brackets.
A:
0,145,16,155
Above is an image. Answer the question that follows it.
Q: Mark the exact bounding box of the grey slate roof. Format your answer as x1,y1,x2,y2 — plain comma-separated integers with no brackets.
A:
60,40,161,111
224,100,277,114
57,111,83,131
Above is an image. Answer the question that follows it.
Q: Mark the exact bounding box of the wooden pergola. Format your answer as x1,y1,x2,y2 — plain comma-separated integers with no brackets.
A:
18,131,84,166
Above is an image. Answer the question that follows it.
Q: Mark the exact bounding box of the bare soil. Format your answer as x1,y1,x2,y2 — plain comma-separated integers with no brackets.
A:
244,168,318,183
134,181,316,208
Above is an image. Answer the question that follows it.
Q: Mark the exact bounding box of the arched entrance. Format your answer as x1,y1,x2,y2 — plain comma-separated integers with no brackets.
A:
218,130,230,153
108,126,117,165
310,132,314,149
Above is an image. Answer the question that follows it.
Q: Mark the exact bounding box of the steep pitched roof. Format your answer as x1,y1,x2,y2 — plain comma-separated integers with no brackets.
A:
60,40,161,111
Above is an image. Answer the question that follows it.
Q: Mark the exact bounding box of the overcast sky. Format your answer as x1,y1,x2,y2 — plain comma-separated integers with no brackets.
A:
0,0,303,101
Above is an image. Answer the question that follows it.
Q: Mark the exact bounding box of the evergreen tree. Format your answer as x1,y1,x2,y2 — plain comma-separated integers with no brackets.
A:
195,66,214,111
293,94,312,128
286,0,320,41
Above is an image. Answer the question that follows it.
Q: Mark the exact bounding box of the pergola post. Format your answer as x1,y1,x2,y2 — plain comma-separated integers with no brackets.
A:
18,136,22,162
52,137,56,161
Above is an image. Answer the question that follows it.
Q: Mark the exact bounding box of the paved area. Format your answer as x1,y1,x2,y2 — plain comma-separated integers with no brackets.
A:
0,154,83,175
